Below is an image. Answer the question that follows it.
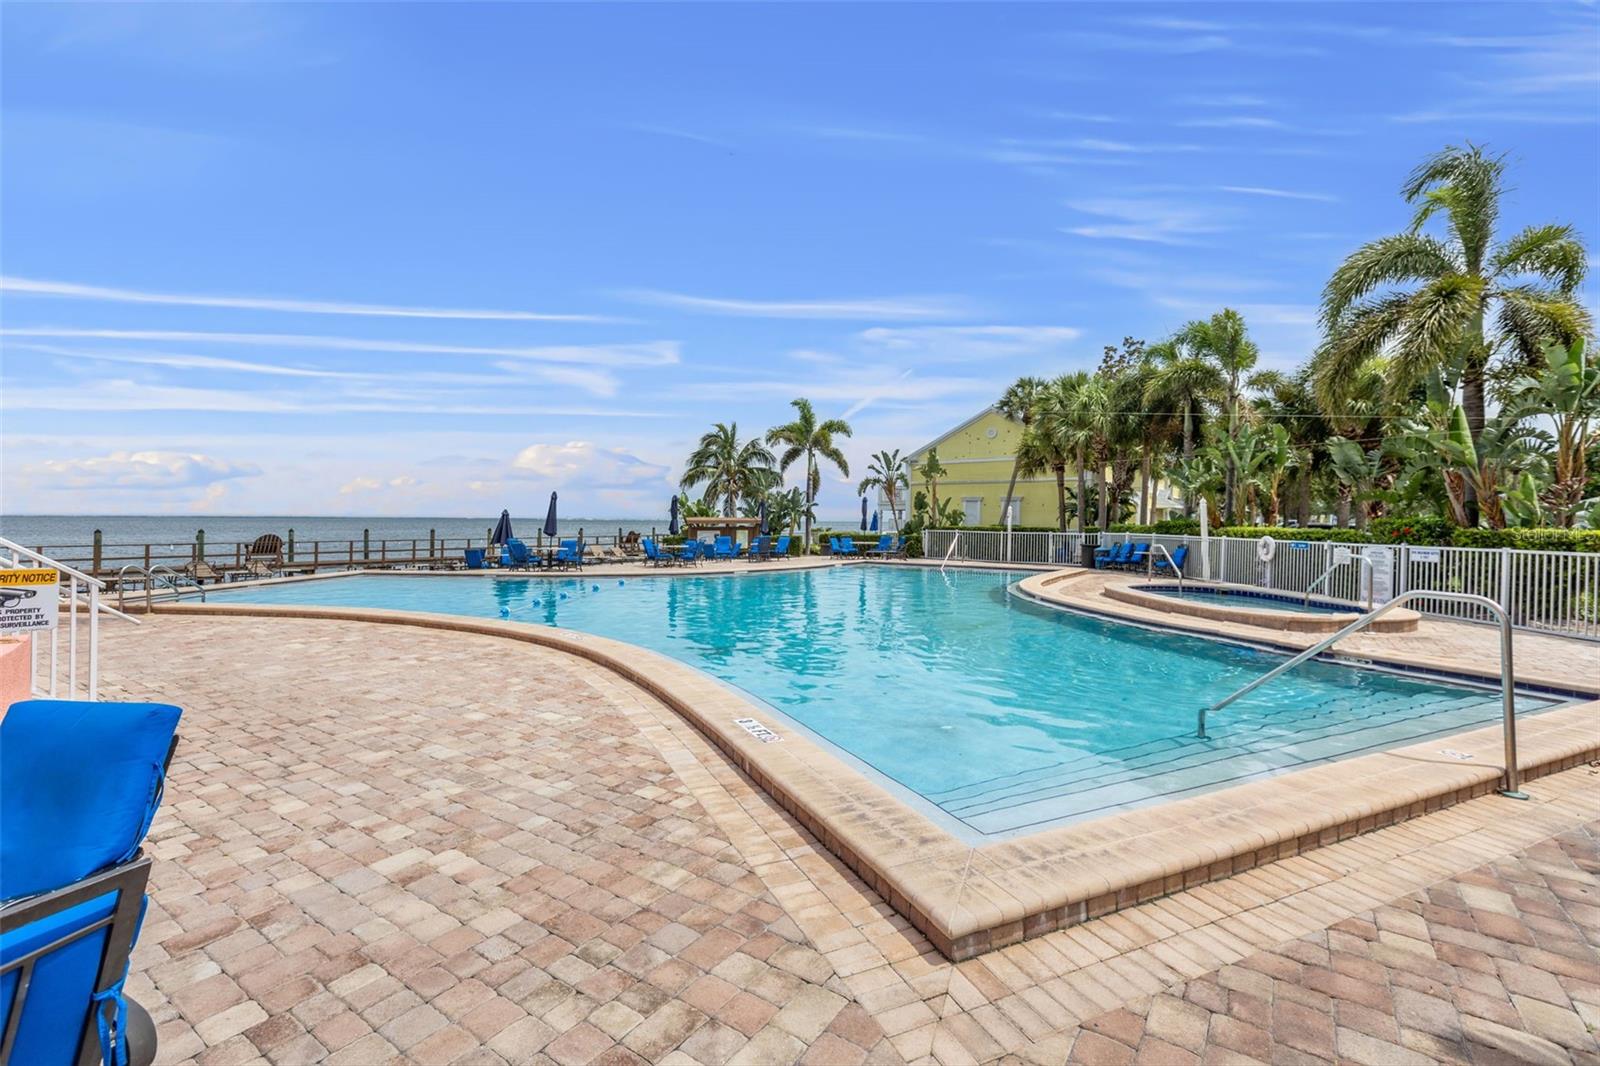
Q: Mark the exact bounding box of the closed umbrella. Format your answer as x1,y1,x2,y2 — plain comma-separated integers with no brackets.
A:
669,495,681,536
758,500,769,536
543,492,559,538
860,497,869,531
870,510,879,532
491,509,513,546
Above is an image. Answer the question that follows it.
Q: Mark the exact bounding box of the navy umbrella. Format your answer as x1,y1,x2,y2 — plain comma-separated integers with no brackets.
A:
870,510,880,532
860,496,869,531
491,509,513,545
669,495,681,536
758,500,769,536
543,492,559,538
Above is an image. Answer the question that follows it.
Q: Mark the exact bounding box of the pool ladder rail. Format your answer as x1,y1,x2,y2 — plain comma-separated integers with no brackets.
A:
1305,552,1375,611
1141,544,1184,590
116,564,207,612
1197,590,1527,800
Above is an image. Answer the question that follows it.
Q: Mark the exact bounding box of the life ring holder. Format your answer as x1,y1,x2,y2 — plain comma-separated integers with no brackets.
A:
1257,535,1277,563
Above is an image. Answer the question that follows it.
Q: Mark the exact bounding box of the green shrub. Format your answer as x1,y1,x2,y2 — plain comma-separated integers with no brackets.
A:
1214,525,1373,543
1110,518,1202,536
1368,516,1455,545
904,531,924,558
1450,528,1600,552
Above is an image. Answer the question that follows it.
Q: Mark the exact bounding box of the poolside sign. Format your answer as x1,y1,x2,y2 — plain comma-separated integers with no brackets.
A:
1411,547,1442,564
0,569,58,633
733,717,782,743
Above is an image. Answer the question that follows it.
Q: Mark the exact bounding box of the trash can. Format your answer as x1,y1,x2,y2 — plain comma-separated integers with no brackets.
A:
1081,543,1098,569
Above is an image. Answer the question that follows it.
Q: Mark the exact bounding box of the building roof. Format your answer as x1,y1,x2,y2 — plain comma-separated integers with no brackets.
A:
907,404,1010,461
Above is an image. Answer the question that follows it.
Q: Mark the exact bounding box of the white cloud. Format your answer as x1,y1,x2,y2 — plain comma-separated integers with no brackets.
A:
1064,198,1224,245
1,328,680,367
856,325,1084,363
33,450,260,490
509,441,670,488
1218,185,1338,203
0,275,608,322
618,290,973,320
1177,116,1288,129
339,477,382,495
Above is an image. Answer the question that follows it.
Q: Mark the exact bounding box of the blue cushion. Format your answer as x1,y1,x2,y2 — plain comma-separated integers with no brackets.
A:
1,700,181,902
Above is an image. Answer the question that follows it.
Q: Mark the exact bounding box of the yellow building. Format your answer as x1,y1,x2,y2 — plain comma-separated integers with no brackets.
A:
896,405,1183,528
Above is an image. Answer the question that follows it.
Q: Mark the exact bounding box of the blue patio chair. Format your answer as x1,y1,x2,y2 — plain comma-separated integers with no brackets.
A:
865,535,894,557
837,537,861,556
1122,542,1152,569
1,699,183,1066
505,538,536,570
1094,542,1131,569
463,548,487,570
1154,544,1189,575
554,539,584,570
641,538,670,566
767,536,790,559
674,540,701,565
712,536,737,561
743,536,768,561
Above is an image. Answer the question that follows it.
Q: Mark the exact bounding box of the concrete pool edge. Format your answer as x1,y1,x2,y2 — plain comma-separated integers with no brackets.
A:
148,599,1600,961
1101,582,1421,634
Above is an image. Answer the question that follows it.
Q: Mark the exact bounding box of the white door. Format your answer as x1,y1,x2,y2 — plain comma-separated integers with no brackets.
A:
962,497,983,526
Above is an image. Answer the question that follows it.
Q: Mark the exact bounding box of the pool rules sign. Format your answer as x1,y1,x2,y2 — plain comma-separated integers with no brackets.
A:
0,569,58,633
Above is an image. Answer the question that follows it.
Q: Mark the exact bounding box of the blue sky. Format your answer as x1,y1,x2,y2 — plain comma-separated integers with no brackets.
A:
3,2,1596,519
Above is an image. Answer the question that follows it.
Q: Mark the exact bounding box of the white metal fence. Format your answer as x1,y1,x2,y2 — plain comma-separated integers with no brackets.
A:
924,528,1600,642
1,536,124,700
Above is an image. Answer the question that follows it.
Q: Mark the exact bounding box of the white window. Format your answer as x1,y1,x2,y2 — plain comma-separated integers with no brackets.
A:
962,497,983,526
1000,497,1022,525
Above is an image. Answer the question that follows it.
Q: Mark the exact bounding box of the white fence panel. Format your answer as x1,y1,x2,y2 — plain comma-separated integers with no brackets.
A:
925,528,1600,641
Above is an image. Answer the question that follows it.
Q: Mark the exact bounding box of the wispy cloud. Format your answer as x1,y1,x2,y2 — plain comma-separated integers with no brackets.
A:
629,124,734,149
30,450,261,490
617,290,974,320
509,441,670,488
0,275,609,322
1,328,680,367
856,325,1084,363
1178,93,1273,108
1176,115,1288,130
1218,185,1338,203
1064,198,1224,246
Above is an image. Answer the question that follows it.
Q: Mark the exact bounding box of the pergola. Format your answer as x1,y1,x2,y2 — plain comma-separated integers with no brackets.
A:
682,516,764,547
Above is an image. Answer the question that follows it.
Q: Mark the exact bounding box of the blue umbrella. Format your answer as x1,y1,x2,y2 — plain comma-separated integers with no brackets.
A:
870,510,879,532
669,495,681,535
860,496,869,531
491,509,513,545
543,492,558,538
758,500,769,536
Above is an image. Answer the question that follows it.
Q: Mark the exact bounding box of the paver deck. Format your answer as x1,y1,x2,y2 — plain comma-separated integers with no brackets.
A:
77,614,1600,1064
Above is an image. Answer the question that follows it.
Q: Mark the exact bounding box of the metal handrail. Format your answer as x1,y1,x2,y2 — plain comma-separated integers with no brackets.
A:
1306,553,1374,611
1196,590,1526,798
116,564,206,612
939,532,961,573
1144,545,1185,590
0,538,105,588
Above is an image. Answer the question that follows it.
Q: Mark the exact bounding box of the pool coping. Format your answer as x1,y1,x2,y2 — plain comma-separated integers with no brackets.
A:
150,596,1600,961
1101,582,1421,634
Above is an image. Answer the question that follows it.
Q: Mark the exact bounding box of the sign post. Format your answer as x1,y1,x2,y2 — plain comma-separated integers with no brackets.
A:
0,568,58,635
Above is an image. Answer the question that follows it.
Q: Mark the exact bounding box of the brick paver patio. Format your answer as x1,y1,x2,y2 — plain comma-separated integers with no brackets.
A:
90,614,1600,1064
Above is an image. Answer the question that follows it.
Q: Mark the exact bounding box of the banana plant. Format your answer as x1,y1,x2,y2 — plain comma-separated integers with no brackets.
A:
1511,337,1598,526
1326,437,1386,529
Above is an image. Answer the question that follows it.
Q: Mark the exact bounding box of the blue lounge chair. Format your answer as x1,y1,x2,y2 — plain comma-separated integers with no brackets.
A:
865,535,894,557
674,540,701,565
767,535,790,559
1122,542,1151,569
641,538,671,566
463,548,488,570
1154,544,1189,575
838,537,860,556
1094,542,1130,569
712,536,737,561
505,538,537,570
743,536,768,561
1,699,182,1066
554,539,584,569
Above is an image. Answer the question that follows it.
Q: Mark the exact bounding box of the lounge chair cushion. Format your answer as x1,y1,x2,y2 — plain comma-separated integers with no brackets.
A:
1,700,182,902
0,890,134,1066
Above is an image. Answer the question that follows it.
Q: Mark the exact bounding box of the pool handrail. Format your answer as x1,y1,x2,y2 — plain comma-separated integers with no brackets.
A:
1196,589,1525,799
939,532,960,572
1305,552,1374,611
1143,544,1184,590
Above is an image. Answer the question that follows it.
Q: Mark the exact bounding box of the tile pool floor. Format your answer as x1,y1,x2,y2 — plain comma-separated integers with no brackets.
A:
88,614,1600,1064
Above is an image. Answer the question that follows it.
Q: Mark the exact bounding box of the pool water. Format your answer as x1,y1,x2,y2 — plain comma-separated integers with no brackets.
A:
1145,586,1352,614
221,568,1561,838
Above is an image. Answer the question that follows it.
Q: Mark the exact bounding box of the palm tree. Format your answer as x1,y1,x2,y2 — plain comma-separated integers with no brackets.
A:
914,448,948,522
680,423,776,516
1176,309,1260,523
1030,372,1092,532
995,376,1047,527
857,449,910,531
1315,143,1589,522
1146,338,1224,517
766,398,852,551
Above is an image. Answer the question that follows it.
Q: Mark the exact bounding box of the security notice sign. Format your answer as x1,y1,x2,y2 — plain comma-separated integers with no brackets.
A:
0,569,58,633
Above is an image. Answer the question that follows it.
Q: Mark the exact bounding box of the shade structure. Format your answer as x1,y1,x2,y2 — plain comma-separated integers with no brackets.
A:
870,510,879,532
860,497,869,530
669,495,681,536
758,500,769,535
543,493,559,538
491,509,513,545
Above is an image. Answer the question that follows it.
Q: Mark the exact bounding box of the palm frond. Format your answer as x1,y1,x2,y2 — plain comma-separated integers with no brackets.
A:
1491,224,1588,292
1494,284,1593,361
1388,274,1484,394
1319,234,1458,329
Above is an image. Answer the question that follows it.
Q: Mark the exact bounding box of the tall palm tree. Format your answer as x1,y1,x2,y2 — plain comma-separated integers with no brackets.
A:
1146,337,1224,517
1030,372,1092,532
995,376,1047,527
680,423,776,516
857,449,909,531
1176,309,1259,523
915,449,948,522
1315,143,1589,522
766,398,852,551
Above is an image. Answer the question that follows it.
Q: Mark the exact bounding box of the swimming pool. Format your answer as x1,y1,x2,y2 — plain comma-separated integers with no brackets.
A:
219,568,1561,838
1143,585,1352,614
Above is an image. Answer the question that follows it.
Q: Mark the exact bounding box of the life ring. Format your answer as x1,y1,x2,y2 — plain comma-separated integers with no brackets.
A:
1257,535,1277,562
